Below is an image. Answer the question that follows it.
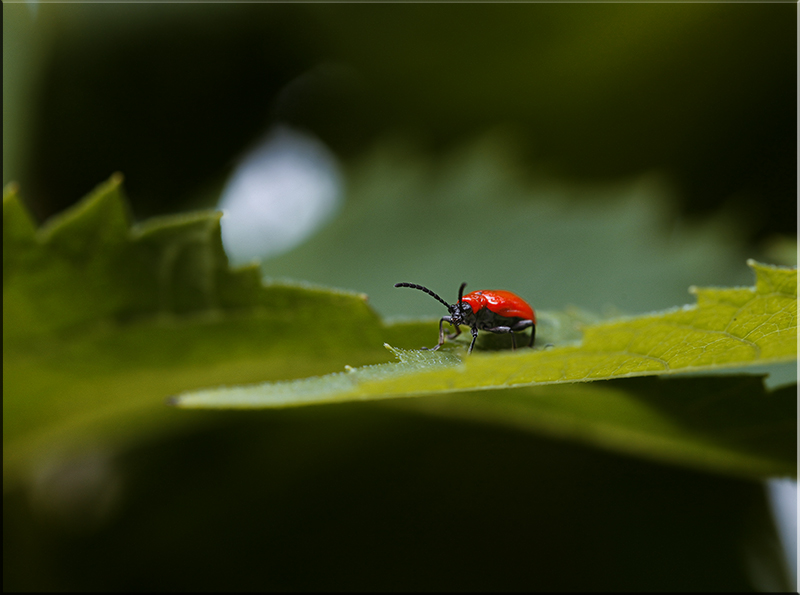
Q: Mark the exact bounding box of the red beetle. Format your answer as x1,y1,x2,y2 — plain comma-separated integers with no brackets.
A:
395,282,536,354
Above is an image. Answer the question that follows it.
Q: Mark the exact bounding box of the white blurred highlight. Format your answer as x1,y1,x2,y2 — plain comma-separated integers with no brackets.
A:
767,478,798,588
219,127,342,263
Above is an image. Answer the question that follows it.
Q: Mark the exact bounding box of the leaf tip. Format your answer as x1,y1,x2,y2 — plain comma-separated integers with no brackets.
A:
747,258,797,272
384,343,408,361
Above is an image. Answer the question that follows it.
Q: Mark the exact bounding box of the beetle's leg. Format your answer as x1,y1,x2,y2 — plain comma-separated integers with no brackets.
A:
485,325,515,349
510,319,536,348
468,327,479,354
486,326,513,333
427,316,453,351
446,325,462,341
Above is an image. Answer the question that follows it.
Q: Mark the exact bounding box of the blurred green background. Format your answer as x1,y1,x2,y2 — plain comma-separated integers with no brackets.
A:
4,2,796,591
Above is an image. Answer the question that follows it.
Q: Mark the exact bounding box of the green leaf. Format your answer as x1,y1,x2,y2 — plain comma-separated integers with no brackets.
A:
3,176,388,337
3,178,429,485
175,260,797,408
172,261,797,479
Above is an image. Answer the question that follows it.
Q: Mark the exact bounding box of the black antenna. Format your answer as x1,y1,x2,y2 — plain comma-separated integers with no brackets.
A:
394,283,452,310
458,282,467,305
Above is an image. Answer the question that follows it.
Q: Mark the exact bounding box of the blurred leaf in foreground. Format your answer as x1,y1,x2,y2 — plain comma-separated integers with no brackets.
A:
3,175,385,341
3,178,423,486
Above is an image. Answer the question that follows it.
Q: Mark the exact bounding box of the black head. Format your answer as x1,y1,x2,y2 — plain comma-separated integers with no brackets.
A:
450,282,475,325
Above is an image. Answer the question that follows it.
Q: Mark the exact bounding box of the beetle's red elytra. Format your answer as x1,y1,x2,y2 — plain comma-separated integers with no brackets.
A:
394,282,535,354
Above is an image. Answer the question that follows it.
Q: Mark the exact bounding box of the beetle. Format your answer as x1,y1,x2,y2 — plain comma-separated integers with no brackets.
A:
394,282,535,354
